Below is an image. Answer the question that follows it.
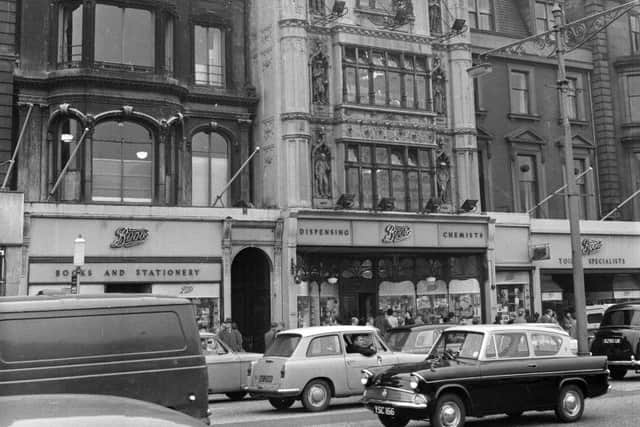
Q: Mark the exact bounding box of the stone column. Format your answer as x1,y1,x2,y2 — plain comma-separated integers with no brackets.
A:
222,216,233,320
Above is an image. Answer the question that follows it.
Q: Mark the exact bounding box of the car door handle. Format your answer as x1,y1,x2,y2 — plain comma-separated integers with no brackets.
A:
527,363,537,368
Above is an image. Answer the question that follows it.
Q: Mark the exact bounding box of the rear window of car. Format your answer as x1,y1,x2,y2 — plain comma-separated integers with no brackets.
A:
587,313,603,324
0,311,186,362
601,309,640,327
265,333,301,357
531,333,563,356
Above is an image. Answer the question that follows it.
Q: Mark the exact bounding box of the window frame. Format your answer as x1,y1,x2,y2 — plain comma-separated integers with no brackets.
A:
630,14,640,54
559,137,596,220
624,73,640,123
341,45,432,111
343,142,436,212
192,23,227,87
468,0,494,32
191,130,230,207
564,72,586,122
534,1,554,34
507,65,538,118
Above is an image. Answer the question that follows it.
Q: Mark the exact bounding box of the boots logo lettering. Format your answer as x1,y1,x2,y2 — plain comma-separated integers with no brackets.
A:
382,224,412,243
110,227,149,248
581,238,602,256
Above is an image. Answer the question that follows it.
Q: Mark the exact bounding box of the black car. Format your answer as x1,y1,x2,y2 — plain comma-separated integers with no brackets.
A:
385,324,448,354
590,301,640,379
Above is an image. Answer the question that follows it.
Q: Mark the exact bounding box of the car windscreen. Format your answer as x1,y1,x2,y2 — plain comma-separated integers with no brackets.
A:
600,309,640,327
264,333,302,357
429,331,484,360
385,329,410,351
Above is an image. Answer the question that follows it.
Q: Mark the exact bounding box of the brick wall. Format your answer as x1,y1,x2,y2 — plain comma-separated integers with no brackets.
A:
0,0,15,189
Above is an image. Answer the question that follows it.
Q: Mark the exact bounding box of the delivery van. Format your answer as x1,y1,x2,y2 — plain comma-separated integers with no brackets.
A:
0,294,210,424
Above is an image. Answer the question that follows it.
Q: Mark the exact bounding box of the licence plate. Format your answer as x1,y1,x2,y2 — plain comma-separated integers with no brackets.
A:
258,375,273,383
603,338,620,344
374,405,395,416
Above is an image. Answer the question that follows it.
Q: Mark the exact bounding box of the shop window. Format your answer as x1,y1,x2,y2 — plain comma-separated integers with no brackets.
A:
344,143,434,211
94,4,154,70
92,121,154,203
191,131,228,206
194,25,225,86
468,0,494,31
342,46,431,110
57,1,83,67
631,14,640,54
565,74,586,121
535,1,553,33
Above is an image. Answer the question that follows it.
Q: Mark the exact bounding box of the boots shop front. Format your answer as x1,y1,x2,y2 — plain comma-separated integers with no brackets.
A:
293,214,490,327
26,215,223,331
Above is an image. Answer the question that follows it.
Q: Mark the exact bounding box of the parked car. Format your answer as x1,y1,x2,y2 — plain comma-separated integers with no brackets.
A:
247,325,427,412
590,301,640,379
200,332,262,400
385,324,448,354
586,304,613,345
362,324,610,427
0,294,209,424
0,394,207,427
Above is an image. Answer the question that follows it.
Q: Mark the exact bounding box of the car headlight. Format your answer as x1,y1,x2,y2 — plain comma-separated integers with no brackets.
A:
409,374,419,390
361,369,374,386
413,394,428,405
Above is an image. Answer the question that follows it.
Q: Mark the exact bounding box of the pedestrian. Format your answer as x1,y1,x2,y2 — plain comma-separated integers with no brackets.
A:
404,311,415,325
513,308,527,323
217,318,235,349
366,316,375,326
351,316,359,325
385,308,399,329
562,311,577,338
374,309,387,335
414,314,424,325
264,321,279,351
493,314,503,324
230,321,244,352
539,308,555,324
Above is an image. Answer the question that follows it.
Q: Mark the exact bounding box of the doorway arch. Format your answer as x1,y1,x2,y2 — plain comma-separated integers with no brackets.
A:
231,247,271,353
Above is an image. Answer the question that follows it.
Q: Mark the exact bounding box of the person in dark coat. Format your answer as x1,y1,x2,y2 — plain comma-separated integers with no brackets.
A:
230,321,244,352
346,334,376,357
217,318,235,349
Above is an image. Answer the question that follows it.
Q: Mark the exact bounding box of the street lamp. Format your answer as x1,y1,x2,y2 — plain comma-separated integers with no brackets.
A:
72,234,86,294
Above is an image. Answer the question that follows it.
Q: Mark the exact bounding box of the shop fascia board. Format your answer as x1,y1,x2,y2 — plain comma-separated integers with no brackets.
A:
294,208,491,224
25,202,282,222
530,218,640,235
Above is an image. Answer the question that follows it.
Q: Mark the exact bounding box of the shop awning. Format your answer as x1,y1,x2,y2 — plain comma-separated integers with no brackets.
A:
417,279,447,295
379,280,415,296
448,279,480,294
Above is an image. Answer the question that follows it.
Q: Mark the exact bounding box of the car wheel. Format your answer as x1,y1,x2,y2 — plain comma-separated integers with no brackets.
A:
268,397,295,410
225,391,247,401
610,367,627,380
377,414,410,427
555,384,584,423
431,393,466,427
301,379,331,412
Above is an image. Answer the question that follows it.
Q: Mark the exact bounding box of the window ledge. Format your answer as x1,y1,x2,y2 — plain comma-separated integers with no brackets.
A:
508,112,540,121
556,118,589,126
337,103,437,118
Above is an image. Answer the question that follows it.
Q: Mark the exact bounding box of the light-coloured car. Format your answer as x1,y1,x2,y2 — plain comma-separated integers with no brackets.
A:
200,332,262,400
247,325,427,412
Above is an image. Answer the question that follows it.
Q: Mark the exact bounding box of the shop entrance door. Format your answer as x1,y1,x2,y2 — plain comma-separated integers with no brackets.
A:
231,248,271,353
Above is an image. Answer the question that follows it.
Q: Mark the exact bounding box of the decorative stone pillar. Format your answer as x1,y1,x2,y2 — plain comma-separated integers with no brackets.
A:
273,218,284,323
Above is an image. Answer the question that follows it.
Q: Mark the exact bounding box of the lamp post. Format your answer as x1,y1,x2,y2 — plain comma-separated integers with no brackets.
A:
72,234,86,294
474,0,640,355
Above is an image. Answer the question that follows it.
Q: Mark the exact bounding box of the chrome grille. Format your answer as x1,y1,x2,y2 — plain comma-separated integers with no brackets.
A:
366,386,415,402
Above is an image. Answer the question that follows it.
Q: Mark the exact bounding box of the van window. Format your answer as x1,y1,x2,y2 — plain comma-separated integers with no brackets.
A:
265,334,301,357
0,311,186,362
601,309,640,327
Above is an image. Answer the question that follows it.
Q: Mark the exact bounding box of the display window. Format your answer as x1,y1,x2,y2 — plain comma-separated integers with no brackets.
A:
416,278,449,323
378,280,416,321
192,297,220,332
296,280,339,327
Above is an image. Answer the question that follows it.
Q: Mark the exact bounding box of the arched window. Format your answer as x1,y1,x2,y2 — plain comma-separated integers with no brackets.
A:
92,121,153,203
192,132,228,206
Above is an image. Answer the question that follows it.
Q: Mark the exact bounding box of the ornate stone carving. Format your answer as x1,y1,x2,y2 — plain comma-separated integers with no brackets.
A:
311,52,329,104
429,0,442,35
313,143,331,199
432,56,447,115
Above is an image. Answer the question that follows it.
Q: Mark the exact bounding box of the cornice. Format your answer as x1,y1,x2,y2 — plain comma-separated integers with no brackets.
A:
279,18,308,28
329,24,433,44
281,112,312,121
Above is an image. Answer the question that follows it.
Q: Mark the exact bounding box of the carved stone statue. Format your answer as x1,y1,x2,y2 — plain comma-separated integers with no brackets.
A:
429,0,442,34
311,53,329,104
432,62,447,115
436,152,450,204
314,147,331,198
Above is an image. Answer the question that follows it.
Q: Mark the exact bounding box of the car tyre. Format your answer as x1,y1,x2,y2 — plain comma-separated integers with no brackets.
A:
555,384,584,423
377,414,410,427
225,391,247,401
431,393,466,427
301,379,331,412
609,367,627,380
268,397,295,410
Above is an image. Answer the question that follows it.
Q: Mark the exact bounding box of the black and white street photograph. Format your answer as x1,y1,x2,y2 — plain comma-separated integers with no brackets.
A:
1,0,640,426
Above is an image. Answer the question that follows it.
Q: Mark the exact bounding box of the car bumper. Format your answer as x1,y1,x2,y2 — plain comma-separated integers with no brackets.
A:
246,387,301,398
362,386,429,420
608,355,640,368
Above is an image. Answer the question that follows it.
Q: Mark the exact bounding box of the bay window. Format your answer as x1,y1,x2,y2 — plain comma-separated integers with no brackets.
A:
342,46,431,110
345,143,434,211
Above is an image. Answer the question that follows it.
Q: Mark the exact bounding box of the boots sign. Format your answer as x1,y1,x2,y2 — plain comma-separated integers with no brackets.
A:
110,227,149,248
